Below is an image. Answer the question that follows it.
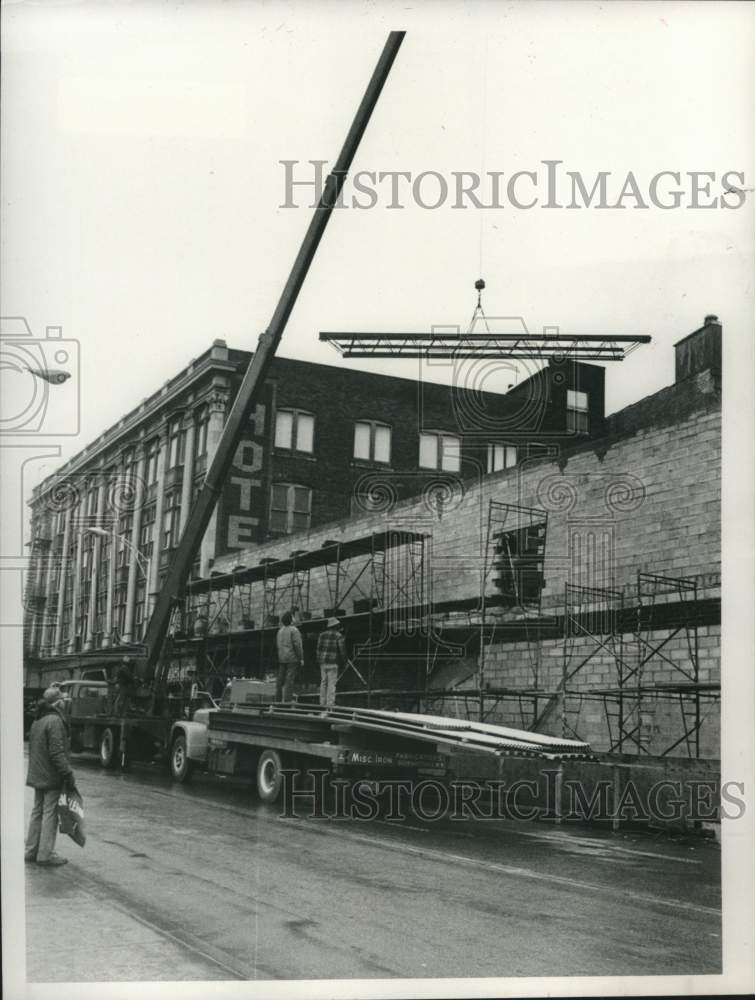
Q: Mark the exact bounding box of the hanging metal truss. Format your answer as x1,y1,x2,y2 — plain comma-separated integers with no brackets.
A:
319,330,651,360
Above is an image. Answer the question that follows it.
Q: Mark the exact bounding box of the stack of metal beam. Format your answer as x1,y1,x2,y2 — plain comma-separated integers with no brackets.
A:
256,703,594,761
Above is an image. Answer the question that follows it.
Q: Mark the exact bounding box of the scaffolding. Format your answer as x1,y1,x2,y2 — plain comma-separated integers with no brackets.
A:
605,571,715,758
422,569,718,760
557,572,719,758
167,529,428,696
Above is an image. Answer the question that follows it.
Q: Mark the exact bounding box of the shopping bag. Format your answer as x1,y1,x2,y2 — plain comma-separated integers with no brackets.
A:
58,788,86,847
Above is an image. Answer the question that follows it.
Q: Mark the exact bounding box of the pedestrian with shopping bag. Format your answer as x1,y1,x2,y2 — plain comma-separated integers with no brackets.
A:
25,686,78,867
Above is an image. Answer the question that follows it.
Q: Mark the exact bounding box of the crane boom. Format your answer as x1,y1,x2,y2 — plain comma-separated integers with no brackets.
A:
139,31,406,683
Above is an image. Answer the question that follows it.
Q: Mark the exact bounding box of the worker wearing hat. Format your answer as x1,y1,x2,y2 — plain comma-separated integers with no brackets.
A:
25,686,77,866
317,618,346,708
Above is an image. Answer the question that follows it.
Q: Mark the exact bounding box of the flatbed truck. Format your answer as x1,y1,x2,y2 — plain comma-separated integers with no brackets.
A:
167,680,593,804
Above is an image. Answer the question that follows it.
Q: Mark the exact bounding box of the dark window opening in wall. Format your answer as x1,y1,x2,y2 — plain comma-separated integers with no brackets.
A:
140,506,156,560
86,485,98,519
168,418,186,469
145,438,160,485
61,605,72,644
94,592,107,636
274,409,315,454
487,444,518,474
114,590,126,638
117,514,133,568
194,407,209,460
82,541,93,580
77,598,89,644
134,583,146,640
354,421,391,464
419,431,461,472
269,484,312,535
162,490,182,549
567,389,589,434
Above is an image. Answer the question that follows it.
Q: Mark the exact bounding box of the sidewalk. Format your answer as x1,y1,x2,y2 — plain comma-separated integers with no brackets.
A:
24,787,231,983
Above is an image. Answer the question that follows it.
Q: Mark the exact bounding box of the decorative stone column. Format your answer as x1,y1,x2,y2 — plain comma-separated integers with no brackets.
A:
40,513,57,654
53,506,71,654
179,413,196,535
200,385,230,577
148,421,170,609
102,511,116,648
26,517,46,655
84,474,107,651
123,444,147,643
67,503,84,654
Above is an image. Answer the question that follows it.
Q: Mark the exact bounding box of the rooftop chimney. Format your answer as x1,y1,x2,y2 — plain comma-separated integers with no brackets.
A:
674,315,721,383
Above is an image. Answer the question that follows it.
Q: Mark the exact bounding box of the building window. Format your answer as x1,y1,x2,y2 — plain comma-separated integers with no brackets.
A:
354,421,391,464
487,444,518,474
162,490,182,549
94,592,107,636
82,540,94,580
269,484,312,535
419,431,461,472
145,439,160,485
194,407,209,460
567,390,589,434
86,485,98,519
117,514,133,567
134,583,146,640
140,505,156,560
274,409,315,453
168,418,186,469
114,587,127,637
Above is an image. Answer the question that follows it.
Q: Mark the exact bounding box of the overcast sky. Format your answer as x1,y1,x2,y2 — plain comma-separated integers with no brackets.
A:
2,0,754,496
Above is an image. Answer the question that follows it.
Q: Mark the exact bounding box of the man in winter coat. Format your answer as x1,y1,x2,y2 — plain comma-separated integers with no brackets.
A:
275,611,304,702
25,686,77,867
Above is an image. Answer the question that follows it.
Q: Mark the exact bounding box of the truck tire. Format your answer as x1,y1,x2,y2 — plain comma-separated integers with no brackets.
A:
99,727,117,769
257,749,285,803
170,733,194,783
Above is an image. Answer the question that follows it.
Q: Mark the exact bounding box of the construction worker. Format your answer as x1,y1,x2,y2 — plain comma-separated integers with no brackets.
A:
275,611,303,702
317,617,345,708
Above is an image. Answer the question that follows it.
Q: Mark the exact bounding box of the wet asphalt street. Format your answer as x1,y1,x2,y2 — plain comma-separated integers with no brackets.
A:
25,754,721,982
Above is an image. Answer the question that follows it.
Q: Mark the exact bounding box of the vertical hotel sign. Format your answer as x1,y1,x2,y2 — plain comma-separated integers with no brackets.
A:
217,382,273,555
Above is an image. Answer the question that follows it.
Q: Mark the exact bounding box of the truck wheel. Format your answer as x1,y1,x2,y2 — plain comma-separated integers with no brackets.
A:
99,727,117,769
257,749,284,803
171,734,194,783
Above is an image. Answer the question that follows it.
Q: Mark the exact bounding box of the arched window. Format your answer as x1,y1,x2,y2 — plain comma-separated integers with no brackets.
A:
419,431,461,472
274,409,315,453
353,420,391,464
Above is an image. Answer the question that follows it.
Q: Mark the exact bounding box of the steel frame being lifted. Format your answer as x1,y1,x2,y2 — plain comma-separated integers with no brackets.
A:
319,330,651,360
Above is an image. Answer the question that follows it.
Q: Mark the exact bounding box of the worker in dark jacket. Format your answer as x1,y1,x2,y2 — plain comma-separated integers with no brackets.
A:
317,617,346,707
275,611,304,702
25,686,77,866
